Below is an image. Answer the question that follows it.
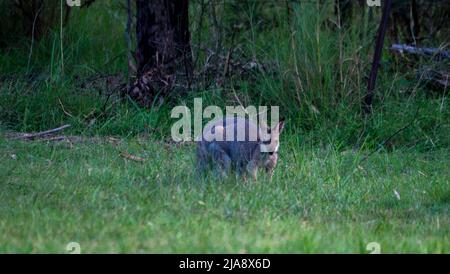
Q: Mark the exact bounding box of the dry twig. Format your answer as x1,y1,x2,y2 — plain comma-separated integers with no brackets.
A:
11,124,71,140
120,151,146,162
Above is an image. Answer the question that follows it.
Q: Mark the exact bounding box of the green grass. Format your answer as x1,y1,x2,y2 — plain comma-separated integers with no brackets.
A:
0,135,448,253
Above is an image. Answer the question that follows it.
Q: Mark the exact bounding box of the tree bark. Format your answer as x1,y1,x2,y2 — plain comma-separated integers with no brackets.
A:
129,0,192,106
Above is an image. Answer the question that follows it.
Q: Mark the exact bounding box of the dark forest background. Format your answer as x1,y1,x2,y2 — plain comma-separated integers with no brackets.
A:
0,0,448,150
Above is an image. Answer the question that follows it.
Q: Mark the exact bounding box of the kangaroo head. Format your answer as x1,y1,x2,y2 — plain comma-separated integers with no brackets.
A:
259,119,285,175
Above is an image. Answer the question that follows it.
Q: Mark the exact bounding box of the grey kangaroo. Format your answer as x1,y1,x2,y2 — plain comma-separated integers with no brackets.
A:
196,116,285,180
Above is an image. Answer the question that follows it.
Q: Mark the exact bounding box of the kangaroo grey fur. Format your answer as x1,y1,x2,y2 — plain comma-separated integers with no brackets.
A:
196,116,284,180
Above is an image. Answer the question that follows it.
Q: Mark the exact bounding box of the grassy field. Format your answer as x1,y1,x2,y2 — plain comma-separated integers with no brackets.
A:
0,134,448,253
0,2,448,253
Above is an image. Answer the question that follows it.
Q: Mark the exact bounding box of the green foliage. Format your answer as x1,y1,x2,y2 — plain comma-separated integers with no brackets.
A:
1,1,447,150
0,136,448,252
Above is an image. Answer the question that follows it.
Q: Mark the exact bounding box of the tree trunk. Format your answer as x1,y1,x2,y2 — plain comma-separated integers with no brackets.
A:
129,0,192,107
363,0,393,114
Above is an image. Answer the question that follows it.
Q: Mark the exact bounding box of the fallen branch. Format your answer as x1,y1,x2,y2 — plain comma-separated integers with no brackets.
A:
390,44,450,60
120,151,146,162
11,124,71,140
35,136,69,142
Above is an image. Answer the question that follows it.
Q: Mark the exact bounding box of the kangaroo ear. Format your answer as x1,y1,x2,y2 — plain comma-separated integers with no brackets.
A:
279,119,285,133
273,118,285,134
